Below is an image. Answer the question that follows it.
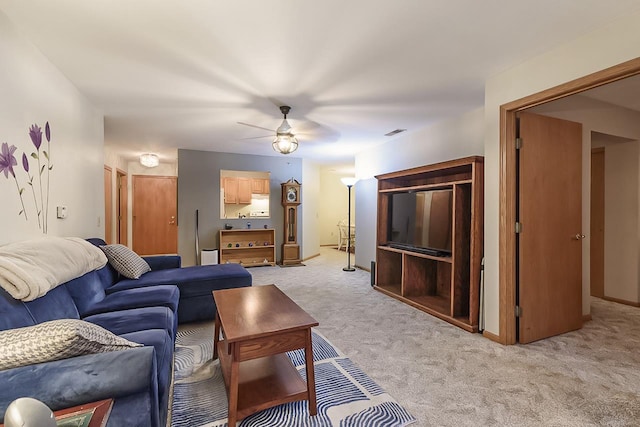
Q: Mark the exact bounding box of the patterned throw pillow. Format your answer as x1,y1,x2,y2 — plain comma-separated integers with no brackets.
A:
0,319,141,371
99,244,151,279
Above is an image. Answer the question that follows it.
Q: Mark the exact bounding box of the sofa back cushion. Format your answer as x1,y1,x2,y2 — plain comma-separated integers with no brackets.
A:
86,238,120,286
0,288,36,331
24,285,80,323
65,270,107,316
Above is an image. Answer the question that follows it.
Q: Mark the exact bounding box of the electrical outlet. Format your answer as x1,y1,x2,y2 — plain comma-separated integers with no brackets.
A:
97,216,101,227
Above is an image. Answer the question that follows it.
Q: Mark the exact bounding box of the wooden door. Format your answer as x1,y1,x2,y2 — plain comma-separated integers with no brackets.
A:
104,166,113,244
590,148,605,298
132,175,177,255
117,170,128,245
518,112,583,344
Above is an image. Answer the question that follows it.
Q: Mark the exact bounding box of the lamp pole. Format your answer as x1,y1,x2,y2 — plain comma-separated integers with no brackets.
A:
341,177,358,272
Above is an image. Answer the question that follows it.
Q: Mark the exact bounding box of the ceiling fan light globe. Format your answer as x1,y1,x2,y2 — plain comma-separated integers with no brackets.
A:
272,134,298,154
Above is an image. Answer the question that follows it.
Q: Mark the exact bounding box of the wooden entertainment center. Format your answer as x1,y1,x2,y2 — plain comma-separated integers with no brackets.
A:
374,156,484,332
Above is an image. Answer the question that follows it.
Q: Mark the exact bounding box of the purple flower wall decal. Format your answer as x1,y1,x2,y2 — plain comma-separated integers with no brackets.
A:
1,142,28,220
2,122,53,229
22,153,29,172
29,124,42,150
0,142,17,178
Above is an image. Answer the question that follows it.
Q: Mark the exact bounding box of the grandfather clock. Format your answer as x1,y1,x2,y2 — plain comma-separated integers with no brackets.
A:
281,178,302,265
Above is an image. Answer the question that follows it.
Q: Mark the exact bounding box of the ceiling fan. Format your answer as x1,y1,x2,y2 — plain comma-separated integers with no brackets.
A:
238,105,299,154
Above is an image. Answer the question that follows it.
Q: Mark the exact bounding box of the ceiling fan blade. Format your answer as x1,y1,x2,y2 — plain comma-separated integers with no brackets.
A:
237,122,275,132
240,135,273,140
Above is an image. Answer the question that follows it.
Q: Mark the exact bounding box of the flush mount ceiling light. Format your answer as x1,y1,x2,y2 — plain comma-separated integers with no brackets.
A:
272,106,298,155
140,153,159,168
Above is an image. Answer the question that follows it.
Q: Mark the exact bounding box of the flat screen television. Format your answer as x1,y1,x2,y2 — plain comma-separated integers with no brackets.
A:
387,188,453,255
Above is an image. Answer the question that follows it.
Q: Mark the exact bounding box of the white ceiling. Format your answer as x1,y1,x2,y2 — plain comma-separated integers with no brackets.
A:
3,0,640,165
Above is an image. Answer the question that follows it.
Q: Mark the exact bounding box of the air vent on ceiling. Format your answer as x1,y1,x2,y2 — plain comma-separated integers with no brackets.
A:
385,129,407,137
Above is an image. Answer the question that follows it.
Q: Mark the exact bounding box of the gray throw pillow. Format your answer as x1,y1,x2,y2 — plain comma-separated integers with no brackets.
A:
99,244,151,279
0,319,141,371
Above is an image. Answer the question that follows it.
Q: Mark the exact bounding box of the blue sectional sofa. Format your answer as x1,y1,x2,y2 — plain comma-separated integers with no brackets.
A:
86,238,253,324
0,237,253,427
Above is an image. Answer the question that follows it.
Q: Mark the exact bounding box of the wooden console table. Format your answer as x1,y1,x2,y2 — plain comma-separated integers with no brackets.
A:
219,228,276,267
212,285,318,426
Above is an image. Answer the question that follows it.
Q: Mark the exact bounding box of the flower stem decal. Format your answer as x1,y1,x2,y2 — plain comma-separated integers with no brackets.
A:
29,124,45,232
23,152,41,229
44,121,52,233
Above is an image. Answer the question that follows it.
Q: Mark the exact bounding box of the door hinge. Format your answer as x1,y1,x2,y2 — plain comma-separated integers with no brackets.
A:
515,137,522,149
515,306,522,318
515,222,522,233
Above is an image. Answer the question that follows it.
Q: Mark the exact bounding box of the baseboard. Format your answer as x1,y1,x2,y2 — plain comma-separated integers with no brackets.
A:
601,296,640,307
302,253,320,262
355,264,370,272
582,314,592,322
482,329,502,344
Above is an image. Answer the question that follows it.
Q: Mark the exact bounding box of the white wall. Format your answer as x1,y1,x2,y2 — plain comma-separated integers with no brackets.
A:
354,107,484,270
604,140,639,302
302,159,321,259
484,9,640,335
0,11,104,245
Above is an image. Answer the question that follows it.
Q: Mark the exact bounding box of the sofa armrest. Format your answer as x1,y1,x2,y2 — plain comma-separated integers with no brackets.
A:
0,347,159,426
143,255,181,270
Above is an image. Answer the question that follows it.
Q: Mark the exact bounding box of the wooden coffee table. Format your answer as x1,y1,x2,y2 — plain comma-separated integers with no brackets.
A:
212,284,319,426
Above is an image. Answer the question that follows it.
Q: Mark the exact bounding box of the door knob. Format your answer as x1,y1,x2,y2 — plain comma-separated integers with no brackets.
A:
574,233,585,240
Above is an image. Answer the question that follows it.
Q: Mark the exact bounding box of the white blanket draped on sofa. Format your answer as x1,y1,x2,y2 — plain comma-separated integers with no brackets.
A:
0,236,107,301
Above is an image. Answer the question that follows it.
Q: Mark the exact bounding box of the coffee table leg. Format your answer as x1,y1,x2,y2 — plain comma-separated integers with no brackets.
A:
213,309,220,359
228,343,239,426
305,328,317,416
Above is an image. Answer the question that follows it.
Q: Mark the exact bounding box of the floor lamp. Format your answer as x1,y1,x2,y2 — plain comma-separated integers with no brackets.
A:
341,177,358,272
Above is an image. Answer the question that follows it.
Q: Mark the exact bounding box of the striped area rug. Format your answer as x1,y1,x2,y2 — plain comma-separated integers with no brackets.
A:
171,323,415,427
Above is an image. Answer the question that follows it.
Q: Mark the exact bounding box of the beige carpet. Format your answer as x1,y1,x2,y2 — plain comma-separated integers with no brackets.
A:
248,247,640,426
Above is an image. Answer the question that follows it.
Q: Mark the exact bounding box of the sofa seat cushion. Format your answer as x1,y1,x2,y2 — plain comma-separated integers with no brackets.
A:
110,264,252,297
0,319,141,370
84,306,176,341
72,283,179,318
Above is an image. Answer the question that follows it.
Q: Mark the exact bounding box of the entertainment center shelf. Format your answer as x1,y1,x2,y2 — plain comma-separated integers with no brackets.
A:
375,156,484,332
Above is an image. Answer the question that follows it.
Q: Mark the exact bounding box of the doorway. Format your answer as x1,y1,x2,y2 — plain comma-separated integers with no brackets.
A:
499,57,640,345
116,169,128,245
104,166,113,244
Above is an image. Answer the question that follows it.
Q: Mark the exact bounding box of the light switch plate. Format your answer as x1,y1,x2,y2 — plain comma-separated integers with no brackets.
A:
56,206,67,219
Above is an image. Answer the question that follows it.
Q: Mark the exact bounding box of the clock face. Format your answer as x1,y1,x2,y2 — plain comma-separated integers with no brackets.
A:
286,187,297,202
